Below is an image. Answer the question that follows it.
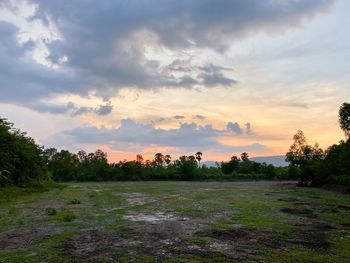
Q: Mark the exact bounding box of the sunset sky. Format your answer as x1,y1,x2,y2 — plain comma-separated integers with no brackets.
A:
0,0,349,162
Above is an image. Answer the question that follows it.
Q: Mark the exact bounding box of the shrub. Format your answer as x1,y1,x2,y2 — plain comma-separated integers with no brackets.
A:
62,212,76,222
45,207,57,216
69,198,81,204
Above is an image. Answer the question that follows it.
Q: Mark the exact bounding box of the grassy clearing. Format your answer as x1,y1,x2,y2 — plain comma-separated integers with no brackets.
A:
0,181,349,262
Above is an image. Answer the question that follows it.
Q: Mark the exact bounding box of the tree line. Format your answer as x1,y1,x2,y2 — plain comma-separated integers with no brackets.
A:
43,148,290,182
286,102,350,187
1,102,349,188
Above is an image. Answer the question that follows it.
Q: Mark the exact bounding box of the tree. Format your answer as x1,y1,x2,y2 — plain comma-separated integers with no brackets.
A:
241,152,249,162
339,102,350,139
195,152,202,167
48,150,78,181
175,155,197,180
0,117,49,186
286,130,324,186
154,153,164,167
221,155,240,174
164,154,172,166
77,150,87,163
136,154,144,163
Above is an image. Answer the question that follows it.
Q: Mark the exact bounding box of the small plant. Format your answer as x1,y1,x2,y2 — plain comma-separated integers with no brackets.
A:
69,198,81,204
45,207,57,216
62,212,76,222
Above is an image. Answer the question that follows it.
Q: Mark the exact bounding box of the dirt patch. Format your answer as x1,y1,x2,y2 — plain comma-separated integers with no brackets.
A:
340,223,350,228
322,184,350,194
209,224,280,248
293,201,312,206
193,222,332,259
280,207,316,218
61,230,115,260
123,212,188,223
0,226,65,250
121,219,202,257
114,192,175,206
37,221,335,261
277,198,312,206
283,222,332,250
278,198,300,202
190,225,280,260
337,204,350,211
61,219,203,260
124,192,157,205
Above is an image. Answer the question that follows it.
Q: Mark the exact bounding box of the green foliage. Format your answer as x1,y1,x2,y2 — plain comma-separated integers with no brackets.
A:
339,102,350,138
61,212,76,222
286,102,350,187
0,117,50,187
286,130,324,186
45,207,57,216
219,154,288,180
323,139,350,185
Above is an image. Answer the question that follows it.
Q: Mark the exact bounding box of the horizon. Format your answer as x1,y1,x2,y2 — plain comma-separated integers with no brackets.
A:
1,0,349,163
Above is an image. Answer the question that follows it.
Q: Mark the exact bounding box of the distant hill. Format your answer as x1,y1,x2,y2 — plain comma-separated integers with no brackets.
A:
203,155,288,168
250,156,288,167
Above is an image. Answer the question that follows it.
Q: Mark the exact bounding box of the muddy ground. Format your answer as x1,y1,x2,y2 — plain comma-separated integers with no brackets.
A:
0,181,350,262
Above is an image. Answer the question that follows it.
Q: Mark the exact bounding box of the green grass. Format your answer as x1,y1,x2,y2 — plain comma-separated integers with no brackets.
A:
0,181,349,262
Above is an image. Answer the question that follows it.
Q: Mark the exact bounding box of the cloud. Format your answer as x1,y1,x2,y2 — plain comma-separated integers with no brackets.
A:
173,115,185,120
226,122,243,134
94,102,114,116
199,72,238,87
71,102,114,116
23,101,75,114
245,122,253,135
193,115,206,120
0,0,335,111
47,118,262,152
18,99,114,116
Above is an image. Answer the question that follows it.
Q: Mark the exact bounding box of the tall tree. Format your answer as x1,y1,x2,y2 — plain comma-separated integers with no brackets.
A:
195,152,202,167
339,102,350,139
286,130,324,185
154,153,164,167
136,154,144,163
164,155,172,166
0,117,48,186
241,152,249,162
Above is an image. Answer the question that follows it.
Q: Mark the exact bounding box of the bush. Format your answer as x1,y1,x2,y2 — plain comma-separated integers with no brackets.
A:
69,198,81,204
62,212,76,222
45,207,57,216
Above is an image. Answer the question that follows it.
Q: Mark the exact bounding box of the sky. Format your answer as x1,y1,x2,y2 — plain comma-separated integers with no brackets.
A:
0,0,349,162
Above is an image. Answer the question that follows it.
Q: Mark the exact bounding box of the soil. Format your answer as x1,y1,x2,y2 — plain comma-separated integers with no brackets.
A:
0,225,65,250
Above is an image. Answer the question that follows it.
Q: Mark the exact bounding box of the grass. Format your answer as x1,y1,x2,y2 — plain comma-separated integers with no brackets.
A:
0,181,349,262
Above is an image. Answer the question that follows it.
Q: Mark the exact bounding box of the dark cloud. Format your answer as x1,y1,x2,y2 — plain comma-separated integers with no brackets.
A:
20,100,114,116
199,72,238,87
0,0,335,110
94,102,113,116
48,118,262,152
227,122,243,134
173,115,185,120
193,115,206,120
197,63,232,73
245,122,253,135
26,101,75,114
71,102,114,116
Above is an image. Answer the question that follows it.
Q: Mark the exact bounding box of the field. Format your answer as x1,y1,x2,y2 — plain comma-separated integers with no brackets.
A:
0,181,350,262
